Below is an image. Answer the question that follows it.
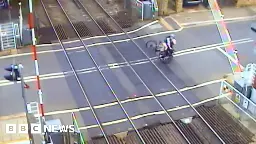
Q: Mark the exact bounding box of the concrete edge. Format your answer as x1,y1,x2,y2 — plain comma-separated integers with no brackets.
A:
0,113,26,120
0,138,30,144
159,17,174,31
223,73,235,85
0,49,18,57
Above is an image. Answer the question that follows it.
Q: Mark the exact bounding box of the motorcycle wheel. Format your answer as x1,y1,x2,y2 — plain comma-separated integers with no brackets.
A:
159,51,172,64
146,40,157,51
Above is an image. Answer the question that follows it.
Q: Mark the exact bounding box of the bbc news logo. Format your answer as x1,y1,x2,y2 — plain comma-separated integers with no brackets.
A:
6,124,75,134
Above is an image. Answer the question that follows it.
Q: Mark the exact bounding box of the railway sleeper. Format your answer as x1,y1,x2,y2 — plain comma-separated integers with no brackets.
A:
108,135,124,144
113,15,133,28
114,11,134,28
96,19,116,34
54,24,68,40
37,27,57,44
176,121,203,144
152,128,167,144
189,117,220,144
84,106,255,144
213,106,254,143
197,106,253,144
214,106,254,138
126,131,141,144
208,106,250,143
73,21,93,37
165,124,187,143
156,125,178,143
197,106,240,143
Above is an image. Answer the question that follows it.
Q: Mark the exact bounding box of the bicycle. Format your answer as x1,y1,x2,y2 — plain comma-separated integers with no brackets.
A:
146,40,174,64
146,40,162,52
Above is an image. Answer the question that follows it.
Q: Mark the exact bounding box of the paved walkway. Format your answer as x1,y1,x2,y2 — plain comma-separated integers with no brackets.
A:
171,6,256,26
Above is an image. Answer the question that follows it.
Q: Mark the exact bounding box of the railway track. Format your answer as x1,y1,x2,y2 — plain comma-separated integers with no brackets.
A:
56,0,198,143
40,0,144,143
40,0,255,143
86,105,254,144
41,0,77,40
73,0,229,143
38,0,133,43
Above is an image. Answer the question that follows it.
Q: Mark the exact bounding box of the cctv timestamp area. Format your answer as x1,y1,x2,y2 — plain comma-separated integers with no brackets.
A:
5,124,75,134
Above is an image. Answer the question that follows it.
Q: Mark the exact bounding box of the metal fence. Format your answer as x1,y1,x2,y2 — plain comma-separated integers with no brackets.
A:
0,22,17,51
218,80,256,135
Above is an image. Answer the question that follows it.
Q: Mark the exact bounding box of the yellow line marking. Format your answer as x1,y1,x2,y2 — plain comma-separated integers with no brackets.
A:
159,17,174,31
0,34,250,60
0,113,26,120
79,93,230,130
0,39,240,87
37,15,252,48
0,27,184,59
182,15,256,27
0,139,30,144
169,16,184,30
34,78,224,117
0,38,250,87
186,9,211,13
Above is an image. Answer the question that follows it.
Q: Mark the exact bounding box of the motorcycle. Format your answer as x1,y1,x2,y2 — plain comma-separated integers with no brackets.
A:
146,40,174,64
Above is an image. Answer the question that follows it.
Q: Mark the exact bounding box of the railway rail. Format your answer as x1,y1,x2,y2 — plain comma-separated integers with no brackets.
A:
86,105,254,144
74,0,225,143
40,0,144,143
40,0,255,143
38,0,133,43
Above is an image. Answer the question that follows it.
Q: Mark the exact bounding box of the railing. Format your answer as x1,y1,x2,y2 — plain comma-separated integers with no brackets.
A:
72,112,85,144
0,24,3,50
12,23,17,49
219,80,256,135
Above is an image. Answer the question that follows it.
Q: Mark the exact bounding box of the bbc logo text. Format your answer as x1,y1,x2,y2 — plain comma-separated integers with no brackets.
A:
6,124,75,134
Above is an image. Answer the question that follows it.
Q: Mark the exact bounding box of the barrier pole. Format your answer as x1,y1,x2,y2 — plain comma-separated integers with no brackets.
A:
28,0,45,140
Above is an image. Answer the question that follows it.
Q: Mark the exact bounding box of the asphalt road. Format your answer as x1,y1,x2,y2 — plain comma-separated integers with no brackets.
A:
0,19,254,78
0,19,255,138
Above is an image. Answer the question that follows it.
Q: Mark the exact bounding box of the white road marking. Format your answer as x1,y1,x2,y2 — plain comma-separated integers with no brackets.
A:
37,20,159,47
0,39,251,87
78,93,230,130
0,36,250,60
37,15,254,48
34,78,224,117
216,47,245,70
36,15,254,49
107,21,159,37
181,15,256,26
0,29,185,59
166,16,184,29
186,9,210,13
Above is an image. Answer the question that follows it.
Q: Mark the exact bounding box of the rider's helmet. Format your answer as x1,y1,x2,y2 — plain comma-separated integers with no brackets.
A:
170,34,175,39
170,34,176,45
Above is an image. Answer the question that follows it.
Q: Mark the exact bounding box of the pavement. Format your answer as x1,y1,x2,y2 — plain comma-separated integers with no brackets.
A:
0,115,28,143
0,6,256,139
172,6,256,26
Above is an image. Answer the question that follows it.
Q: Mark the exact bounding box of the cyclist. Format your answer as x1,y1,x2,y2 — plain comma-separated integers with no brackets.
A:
163,34,176,57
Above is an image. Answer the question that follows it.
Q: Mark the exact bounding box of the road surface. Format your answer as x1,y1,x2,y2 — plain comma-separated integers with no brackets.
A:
0,17,255,137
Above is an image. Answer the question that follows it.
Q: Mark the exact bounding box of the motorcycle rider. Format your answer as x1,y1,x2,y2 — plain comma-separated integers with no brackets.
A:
163,34,176,57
